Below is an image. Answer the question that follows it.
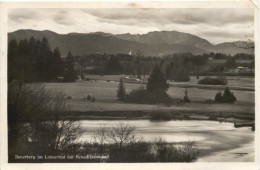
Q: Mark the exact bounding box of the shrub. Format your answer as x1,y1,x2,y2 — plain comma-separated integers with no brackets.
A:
205,99,214,104
91,97,95,102
87,95,91,101
183,89,190,103
214,91,222,103
171,67,190,82
150,112,172,121
125,87,147,103
125,87,174,105
214,87,236,103
117,78,126,100
166,62,190,82
222,87,236,103
153,138,198,162
198,76,227,85
91,124,199,162
67,96,72,99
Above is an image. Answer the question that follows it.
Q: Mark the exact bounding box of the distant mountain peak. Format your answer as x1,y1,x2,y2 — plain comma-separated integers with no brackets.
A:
8,29,254,56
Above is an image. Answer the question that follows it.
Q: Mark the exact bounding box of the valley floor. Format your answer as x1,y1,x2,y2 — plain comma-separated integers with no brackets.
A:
39,75,254,121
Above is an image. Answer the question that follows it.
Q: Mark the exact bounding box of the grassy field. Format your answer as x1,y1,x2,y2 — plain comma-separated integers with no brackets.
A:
40,75,255,119
84,75,255,89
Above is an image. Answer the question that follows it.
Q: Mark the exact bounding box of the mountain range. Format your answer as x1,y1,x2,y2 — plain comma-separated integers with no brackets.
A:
8,29,254,57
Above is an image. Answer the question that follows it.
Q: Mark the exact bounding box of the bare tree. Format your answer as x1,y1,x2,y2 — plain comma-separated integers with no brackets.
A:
93,125,108,153
50,120,82,151
8,81,82,155
93,123,136,149
93,125,108,145
107,123,136,149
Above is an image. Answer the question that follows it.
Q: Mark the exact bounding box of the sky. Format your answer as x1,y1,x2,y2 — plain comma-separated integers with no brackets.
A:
8,8,254,44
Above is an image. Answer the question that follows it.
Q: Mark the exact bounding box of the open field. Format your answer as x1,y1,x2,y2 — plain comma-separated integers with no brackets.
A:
85,75,254,88
40,75,255,120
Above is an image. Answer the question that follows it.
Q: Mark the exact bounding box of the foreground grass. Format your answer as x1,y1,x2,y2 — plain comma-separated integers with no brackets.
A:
10,140,199,163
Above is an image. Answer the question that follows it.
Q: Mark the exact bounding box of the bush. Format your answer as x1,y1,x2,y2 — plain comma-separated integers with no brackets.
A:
170,67,190,82
214,91,223,102
214,87,236,103
91,124,198,162
125,87,174,105
87,95,91,101
154,138,198,162
198,76,227,85
150,112,172,121
222,87,237,103
117,78,126,100
183,89,190,103
125,87,147,103
205,99,214,104
166,62,190,82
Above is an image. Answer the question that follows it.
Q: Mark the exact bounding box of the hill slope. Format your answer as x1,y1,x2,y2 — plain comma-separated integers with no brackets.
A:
8,29,254,56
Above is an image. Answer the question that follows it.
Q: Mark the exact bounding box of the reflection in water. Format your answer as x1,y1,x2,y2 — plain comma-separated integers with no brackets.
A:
78,120,254,162
79,120,251,142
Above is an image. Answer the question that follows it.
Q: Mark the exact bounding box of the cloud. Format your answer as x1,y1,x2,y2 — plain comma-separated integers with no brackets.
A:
84,8,253,26
8,8,254,44
53,10,75,25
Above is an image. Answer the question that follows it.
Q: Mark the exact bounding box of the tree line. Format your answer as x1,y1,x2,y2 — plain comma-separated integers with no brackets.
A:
8,37,77,83
8,36,254,83
75,52,254,79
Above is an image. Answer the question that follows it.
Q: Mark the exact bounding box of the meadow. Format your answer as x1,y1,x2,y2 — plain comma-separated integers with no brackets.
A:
40,75,255,119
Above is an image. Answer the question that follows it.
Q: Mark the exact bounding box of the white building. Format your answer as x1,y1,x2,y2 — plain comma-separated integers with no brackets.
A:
128,50,132,56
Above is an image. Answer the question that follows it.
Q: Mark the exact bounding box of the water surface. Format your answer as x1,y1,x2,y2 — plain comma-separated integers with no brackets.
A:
78,120,254,162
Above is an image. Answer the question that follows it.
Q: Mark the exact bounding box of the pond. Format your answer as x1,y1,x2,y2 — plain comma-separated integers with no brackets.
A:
78,120,254,162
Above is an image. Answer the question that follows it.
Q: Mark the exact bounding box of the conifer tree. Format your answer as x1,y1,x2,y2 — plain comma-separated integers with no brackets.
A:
8,37,67,83
214,91,222,103
64,51,77,82
222,87,236,103
146,65,169,92
117,78,126,100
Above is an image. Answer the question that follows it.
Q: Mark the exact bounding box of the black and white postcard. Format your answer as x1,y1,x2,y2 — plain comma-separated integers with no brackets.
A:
0,1,259,170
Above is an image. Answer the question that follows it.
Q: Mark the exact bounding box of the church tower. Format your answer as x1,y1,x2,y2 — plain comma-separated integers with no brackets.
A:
128,50,132,56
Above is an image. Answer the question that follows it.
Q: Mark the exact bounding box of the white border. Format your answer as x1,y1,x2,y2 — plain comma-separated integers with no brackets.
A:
0,1,259,170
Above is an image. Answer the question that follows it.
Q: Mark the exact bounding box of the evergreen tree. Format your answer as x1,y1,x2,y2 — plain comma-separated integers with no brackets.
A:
106,56,122,74
146,65,169,92
222,87,236,103
64,51,77,82
165,62,173,78
28,37,37,82
117,78,126,100
51,47,64,79
214,91,223,103
166,59,190,82
183,89,190,102
8,39,18,82
38,37,53,81
18,39,32,82
8,37,67,83
214,87,236,103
